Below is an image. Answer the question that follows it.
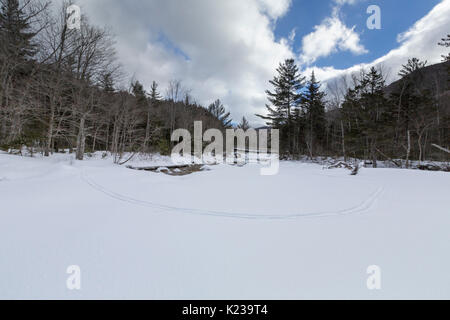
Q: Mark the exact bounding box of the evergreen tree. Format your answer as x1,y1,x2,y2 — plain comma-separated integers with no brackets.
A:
359,67,392,167
302,71,326,157
131,80,149,148
342,67,392,166
392,59,436,164
237,116,250,131
391,58,429,159
0,0,37,62
438,34,450,82
146,81,162,147
398,58,427,78
100,73,115,93
208,99,232,128
341,87,363,158
396,59,427,120
132,80,146,101
256,59,304,155
149,81,162,105
438,34,450,62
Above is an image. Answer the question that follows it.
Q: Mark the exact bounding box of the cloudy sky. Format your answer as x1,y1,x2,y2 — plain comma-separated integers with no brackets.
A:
72,0,450,125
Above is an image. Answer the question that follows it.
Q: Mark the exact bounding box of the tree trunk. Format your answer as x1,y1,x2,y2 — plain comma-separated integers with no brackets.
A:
45,105,55,157
418,132,423,165
76,116,86,160
371,140,377,168
105,123,110,152
406,130,411,168
92,127,98,152
341,120,346,161
145,105,151,151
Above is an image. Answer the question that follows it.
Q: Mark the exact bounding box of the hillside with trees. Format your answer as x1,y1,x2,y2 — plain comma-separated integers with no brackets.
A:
0,0,229,162
258,58,449,167
1,0,449,168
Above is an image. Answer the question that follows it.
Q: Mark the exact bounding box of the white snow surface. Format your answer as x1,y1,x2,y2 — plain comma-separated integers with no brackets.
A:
0,152,449,299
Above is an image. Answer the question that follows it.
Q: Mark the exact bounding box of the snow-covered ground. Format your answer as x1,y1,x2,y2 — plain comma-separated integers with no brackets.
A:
0,152,449,299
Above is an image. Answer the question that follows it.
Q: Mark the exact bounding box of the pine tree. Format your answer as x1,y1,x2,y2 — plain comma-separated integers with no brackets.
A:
146,81,162,148
341,87,363,158
256,59,304,155
237,116,250,131
132,80,163,150
393,59,436,164
398,58,427,78
208,99,232,128
302,71,326,158
100,73,115,93
341,67,392,166
0,0,37,62
359,67,391,167
149,81,162,105
131,80,149,149
438,34,450,83
132,81,146,101
391,58,429,162
438,34,450,62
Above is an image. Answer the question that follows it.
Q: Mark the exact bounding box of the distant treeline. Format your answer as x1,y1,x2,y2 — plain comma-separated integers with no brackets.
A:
1,0,449,166
0,0,231,161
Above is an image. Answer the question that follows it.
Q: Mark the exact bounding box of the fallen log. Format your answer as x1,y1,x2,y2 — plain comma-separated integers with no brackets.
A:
327,161,353,170
416,164,450,172
326,161,360,175
375,148,401,167
126,164,193,171
432,144,450,154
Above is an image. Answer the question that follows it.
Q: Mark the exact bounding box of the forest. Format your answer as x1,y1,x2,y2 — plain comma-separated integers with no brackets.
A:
260,57,450,167
0,0,229,162
1,0,449,167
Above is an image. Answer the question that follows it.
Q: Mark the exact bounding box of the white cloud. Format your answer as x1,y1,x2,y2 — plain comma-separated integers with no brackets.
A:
257,0,292,20
334,0,360,5
72,0,294,126
288,28,296,43
300,15,368,64
59,0,450,126
310,0,450,88
299,2,367,65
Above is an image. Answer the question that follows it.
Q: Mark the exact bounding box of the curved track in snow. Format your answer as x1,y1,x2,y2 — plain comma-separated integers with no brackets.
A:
81,168,384,220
